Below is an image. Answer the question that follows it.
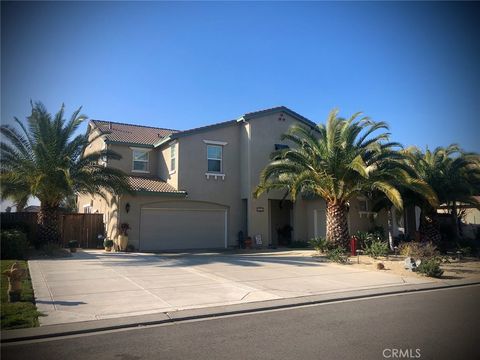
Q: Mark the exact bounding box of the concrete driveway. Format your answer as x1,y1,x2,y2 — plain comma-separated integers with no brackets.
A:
29,250,431,325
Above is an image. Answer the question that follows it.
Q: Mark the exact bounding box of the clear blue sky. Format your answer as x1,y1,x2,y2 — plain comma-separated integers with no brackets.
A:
2,1,479,153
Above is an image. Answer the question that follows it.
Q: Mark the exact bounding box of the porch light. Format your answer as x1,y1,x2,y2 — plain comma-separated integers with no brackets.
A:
125,203,130,213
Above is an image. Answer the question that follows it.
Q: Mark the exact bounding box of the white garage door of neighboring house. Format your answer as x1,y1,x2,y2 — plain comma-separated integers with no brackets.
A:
140,206,227,251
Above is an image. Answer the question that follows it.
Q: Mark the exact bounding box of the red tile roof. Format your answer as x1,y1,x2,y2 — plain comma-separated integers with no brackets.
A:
91,120,178,146
127,176,186,195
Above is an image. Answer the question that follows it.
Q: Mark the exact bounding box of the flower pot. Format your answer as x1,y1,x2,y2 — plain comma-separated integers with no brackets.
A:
105,246,112,252
118,235,128,251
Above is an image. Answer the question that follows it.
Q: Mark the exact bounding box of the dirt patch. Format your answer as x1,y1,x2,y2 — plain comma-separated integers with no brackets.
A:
344,255,480,282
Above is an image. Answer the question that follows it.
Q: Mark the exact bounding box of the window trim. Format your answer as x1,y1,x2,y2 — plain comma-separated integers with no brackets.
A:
207,144,223,173
131,147,151,173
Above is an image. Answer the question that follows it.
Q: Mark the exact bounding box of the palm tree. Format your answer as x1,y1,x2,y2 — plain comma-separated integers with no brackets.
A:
404,145,480,242
1,102,132,246
254,109,436,248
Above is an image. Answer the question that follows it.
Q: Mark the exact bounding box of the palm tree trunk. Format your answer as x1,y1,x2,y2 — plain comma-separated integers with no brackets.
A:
37,204,61,246
326,202,349,248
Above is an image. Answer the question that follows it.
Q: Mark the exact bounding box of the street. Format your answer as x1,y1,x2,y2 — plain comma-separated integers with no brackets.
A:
2,285,479,360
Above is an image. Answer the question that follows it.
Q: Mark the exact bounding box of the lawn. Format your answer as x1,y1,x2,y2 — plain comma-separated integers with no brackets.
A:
1,260,41,329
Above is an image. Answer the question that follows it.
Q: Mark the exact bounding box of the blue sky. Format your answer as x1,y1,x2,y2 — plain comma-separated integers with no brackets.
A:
1,1,479,155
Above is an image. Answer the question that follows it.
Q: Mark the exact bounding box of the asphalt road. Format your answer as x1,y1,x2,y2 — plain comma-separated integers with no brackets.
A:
2,285,479,360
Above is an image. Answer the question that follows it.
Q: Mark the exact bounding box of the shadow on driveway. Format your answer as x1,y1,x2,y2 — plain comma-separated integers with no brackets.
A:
64,250,327,269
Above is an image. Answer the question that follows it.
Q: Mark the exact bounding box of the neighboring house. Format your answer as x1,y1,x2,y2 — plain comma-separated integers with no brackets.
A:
78,106,391,251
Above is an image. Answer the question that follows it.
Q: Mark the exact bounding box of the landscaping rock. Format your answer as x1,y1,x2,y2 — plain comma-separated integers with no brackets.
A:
404,257,417,271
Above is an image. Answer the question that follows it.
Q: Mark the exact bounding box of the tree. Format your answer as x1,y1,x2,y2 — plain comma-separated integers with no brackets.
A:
0,102,132,246
254,109,435,248
404,145,480,242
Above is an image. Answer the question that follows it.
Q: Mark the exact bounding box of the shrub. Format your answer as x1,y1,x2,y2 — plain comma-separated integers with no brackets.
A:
42,242,71,257
354,231,371,250
0,230,28,260
398,242,439,259
365,240,389,259
309,237,329,253
326,247,349,264
417,258,444,278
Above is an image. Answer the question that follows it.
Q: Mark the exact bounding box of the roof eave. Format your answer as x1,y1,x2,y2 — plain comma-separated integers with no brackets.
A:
132,190,188,197
240,106,317,129
105,140,154,148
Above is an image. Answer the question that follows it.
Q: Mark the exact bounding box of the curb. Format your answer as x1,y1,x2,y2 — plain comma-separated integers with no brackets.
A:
2,280,479,344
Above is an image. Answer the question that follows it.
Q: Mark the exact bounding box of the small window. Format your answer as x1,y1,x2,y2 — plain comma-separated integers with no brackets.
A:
132,149,149,172
358,199,368,212
275,144,289,151
207,145,222,173
170,144,176,172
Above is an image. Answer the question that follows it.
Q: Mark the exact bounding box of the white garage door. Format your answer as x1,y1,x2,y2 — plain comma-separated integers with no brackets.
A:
140,207,227,251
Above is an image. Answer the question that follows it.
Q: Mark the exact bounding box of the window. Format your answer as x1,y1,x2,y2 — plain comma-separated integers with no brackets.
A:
358,199,368,212
275,144,289,151
170,144,176,172
83,205,92,214
132,149,149,172
207,145,222,173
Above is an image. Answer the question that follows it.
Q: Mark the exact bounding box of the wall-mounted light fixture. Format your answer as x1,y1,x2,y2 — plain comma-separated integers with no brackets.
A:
125,203,130,213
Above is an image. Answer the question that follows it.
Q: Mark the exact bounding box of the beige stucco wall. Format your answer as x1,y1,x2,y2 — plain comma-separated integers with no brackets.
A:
176,124,243,246
107,144,157,178
245,113,315,245
158,141,178,187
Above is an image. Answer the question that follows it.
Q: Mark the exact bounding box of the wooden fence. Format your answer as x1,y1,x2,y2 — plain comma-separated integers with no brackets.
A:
1,212,105,248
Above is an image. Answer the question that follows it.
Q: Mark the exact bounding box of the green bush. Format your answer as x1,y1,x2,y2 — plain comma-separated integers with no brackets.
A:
365,240,389,259
326,247,349,264
417,258,444,278
309,237,329,253
0,230,28,260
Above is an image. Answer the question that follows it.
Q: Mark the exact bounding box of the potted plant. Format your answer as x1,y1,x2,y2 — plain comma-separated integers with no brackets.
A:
118,223,130,251
68,240,78,253
245,236,253,249
104,239,114,252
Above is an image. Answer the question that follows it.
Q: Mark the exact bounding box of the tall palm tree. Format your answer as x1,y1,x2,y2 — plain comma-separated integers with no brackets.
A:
404,145,480,242
254,109,436,247
1,102,132,246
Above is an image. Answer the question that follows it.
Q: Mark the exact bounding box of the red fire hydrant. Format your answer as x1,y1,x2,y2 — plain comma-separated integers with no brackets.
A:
350,236,358,256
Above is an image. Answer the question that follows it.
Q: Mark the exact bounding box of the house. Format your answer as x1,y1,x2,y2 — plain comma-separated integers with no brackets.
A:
78,106,392,251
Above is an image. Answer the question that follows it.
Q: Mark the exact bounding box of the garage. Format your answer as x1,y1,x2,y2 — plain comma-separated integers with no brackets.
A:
139,203,227,251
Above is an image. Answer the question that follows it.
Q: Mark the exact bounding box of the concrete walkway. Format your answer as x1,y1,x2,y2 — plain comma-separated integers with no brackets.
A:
29,249,432,326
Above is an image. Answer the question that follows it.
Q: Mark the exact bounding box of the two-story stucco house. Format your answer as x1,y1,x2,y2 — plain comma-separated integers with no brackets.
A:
78,106,395,251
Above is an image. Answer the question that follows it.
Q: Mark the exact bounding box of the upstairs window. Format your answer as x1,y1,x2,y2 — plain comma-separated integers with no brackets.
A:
207,145,222,173
170,144,176,172
275,144,289,151
132,149,149,172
